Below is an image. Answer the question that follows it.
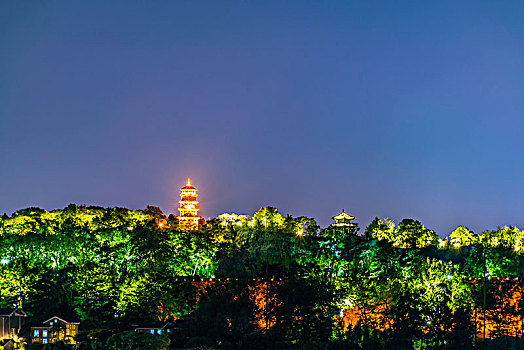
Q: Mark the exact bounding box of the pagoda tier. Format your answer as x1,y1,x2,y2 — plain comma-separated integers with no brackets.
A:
180,190,197,197
179,211,199,217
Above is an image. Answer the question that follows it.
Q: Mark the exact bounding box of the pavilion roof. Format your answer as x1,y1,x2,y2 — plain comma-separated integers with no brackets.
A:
332,210,355,221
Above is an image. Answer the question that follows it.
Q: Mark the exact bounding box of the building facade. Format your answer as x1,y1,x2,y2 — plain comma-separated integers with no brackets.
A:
31,316,79,345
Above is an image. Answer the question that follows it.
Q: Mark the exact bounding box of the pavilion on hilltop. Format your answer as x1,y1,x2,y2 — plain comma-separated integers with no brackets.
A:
330,210,356,228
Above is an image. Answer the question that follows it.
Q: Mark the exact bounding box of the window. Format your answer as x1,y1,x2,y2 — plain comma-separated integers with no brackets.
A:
43,330,48,337
150,329,155,334
34,330,40,337
43,339,48,344
157,329,161,335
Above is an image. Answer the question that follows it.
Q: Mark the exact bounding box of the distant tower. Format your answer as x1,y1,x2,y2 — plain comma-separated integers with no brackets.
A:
177,178,202,230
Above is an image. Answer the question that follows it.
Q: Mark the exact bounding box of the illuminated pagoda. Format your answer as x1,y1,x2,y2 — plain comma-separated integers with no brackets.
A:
177,178,203,230
331,209,356,228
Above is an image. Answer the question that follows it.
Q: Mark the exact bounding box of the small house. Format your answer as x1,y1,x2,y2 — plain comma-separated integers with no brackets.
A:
0,308,27,340
31,316,80,345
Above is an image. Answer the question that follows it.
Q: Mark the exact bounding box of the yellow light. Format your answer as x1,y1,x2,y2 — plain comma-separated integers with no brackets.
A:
177,177,201,230
297,229,304,236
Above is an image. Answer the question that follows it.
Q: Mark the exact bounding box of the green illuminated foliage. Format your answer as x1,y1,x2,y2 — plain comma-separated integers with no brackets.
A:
449,225,477,247
252,207,284,230
2,205,524,347
394,219,438,249
106,331,170,350
480,226,521,249
364,217,395,242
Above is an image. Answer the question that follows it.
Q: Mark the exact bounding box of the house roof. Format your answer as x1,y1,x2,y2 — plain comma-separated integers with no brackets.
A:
43,316,80,324
135,321,170,330
0,308,27,317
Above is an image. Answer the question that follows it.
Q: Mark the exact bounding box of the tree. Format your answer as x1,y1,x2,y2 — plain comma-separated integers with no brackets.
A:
450,226,476,248
252,207,284,230
186,280,254,344
106,331,170,350
394,219,438,249
364,218,395,242
271,274,339,346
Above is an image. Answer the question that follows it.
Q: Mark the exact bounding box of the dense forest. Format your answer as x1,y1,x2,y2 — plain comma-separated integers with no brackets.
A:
2,205,524,349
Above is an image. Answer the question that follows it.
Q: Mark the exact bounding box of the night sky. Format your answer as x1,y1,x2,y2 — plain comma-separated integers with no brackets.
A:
1,1,523,236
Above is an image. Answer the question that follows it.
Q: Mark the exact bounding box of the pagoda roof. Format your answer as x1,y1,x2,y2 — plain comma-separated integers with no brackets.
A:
332,210,355,221
181,178,196,190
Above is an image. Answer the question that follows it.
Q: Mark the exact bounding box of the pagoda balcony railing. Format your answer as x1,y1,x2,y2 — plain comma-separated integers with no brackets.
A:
181,190,197,195
179,211,199,216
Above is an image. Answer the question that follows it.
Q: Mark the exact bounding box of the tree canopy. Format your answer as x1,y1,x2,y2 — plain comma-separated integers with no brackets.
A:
1,205,524,349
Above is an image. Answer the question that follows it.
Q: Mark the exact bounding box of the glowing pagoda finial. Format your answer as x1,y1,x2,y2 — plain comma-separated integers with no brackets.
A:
187,178,191,187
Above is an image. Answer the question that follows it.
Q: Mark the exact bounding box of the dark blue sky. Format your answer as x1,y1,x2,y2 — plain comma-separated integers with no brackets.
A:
1,1,523,235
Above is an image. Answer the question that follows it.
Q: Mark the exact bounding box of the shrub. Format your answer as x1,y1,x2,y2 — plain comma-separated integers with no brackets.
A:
105,331,170,350
184,336,217,350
